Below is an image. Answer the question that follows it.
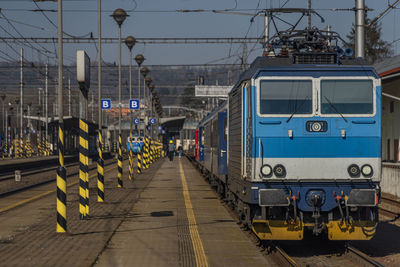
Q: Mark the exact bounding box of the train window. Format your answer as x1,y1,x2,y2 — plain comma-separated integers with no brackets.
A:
321,80,373,114
259,80,312,114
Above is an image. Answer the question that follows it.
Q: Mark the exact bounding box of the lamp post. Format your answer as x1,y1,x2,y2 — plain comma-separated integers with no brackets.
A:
144,77,152,116
134,54,144,135
144,77,152,138
140,67,149,117
148,84,155,139
125,35,136,136
135,54,144,102
111,8,128,138
112,8,128,188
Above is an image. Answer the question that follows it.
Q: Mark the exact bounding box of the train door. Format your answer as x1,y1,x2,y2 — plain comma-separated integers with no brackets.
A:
195,129,199,159
218,111,228,174
199,126,205,161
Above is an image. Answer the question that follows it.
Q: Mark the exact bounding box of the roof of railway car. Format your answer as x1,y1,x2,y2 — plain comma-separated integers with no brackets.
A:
198,101,227,127
231,56,379,93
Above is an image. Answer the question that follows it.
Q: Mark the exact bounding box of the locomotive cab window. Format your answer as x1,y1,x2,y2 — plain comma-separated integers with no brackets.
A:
259,80,312,114
321,80,374,114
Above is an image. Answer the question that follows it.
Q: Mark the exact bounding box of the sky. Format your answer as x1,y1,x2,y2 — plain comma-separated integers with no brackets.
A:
0,0,399,66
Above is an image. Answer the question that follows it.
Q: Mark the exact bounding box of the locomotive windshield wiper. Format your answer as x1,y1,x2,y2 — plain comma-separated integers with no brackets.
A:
323,96,348,122
286,98,309,123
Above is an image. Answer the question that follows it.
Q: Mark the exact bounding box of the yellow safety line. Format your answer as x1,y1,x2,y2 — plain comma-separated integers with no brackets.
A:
178,159,209,267
0,165,117,214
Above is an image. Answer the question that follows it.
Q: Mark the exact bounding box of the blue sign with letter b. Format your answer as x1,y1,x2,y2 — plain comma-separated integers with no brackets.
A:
101,99,111,110
130,99,140,110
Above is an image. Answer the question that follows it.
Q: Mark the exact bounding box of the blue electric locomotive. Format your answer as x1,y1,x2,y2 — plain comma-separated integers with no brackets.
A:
196,29,380,240
127,135,144,154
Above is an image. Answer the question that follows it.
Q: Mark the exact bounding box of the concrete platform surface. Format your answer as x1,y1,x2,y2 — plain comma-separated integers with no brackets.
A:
95,158,270,267
0,156,271,267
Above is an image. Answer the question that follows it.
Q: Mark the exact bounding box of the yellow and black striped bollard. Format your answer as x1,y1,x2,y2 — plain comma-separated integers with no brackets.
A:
137,143,142,174
97,131,105,202
148,140,152,165
144,137,150,169
117,134,123,187
142,138,147,170
79,119,90,219
129,132,133,180
56,122,67,233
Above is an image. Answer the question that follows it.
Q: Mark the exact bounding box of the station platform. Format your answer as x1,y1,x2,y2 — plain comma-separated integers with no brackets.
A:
0,156,271,266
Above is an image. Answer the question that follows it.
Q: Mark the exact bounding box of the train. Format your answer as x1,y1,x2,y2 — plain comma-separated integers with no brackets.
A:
194,29,381,240
127,135,145,154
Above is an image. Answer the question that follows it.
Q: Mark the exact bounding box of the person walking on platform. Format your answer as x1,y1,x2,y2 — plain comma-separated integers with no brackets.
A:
178,145,182,158
168,140,175,161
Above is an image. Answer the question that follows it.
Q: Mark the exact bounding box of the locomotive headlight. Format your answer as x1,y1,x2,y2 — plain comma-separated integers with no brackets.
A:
260,164,272,177
311,122,322,132
273,164,286,178
361,164,373,177
348,164,360,177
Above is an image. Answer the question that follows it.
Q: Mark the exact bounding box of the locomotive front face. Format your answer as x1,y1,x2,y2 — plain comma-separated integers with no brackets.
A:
244,67,381,240
253,76,380,181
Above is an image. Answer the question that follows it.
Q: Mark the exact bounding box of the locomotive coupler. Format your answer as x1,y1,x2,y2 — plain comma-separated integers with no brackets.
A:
311,194,323,235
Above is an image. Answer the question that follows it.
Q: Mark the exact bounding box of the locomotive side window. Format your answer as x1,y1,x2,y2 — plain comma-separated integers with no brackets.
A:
321,80,373,114
259,80,312,114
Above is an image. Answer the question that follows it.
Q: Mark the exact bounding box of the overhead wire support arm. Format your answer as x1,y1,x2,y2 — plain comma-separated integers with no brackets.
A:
0,37,261,44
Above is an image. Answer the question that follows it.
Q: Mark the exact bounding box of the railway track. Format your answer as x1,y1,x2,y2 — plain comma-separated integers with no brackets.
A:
379,194,400,221
0,162,78,182
0,155,126,199
186,155,388,267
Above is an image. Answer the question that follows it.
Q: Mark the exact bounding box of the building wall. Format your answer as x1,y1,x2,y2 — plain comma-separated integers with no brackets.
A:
382,78,400,162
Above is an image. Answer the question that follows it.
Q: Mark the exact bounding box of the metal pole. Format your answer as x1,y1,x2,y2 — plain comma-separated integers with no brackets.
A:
118,24,122,136
5,109,7,150
137,65,141,135
355,0,365,58
264,11,269,52
20,48,23,141
45,64,48,145
98,0,102,131
68,78,71,116
307,0,312,29
138,66,141,106
129,49,132,135
91,92,94,121
56,0,67,233
2,101,4,136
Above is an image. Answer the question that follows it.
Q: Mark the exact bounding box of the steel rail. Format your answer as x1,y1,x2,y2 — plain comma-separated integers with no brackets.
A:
346,245,386,267
0,157,121,199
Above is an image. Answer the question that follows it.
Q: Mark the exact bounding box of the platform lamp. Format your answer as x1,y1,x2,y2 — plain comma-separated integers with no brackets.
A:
125,35,136,138
112,8,128,188
135,54,144,103
148,84,155,139
111,8,128,138
140,67,150,112
144,77,152,137
134,54,144,135
144,77,152,112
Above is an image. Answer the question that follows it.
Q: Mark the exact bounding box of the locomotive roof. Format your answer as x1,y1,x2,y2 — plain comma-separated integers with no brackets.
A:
231,56,379,92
